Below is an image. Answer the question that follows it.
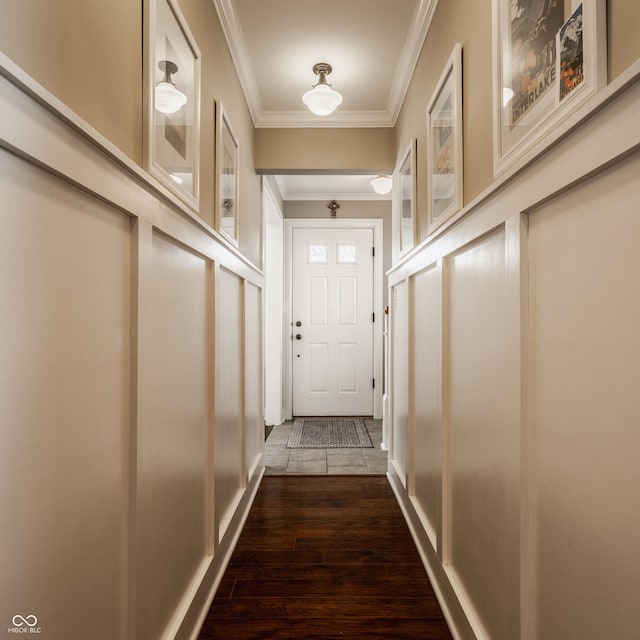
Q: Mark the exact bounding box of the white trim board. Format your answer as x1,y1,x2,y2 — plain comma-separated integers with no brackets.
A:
263,180,285,426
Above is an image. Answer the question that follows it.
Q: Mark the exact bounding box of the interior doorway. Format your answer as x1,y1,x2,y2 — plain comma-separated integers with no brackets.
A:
284,219,383,420
291,226,374,415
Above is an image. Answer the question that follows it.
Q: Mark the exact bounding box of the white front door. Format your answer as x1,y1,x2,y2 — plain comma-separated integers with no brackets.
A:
292,227,374,416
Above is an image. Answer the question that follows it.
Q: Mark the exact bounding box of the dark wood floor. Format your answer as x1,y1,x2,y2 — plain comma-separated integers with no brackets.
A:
198,475,452,639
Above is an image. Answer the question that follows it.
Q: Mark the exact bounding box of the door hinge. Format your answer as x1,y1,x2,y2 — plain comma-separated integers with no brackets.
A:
372,246,375,257
372,312,375,323
372,378,375,389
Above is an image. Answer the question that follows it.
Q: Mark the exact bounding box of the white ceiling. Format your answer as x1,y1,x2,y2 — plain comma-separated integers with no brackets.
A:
275,174,392,201
213,0,436,198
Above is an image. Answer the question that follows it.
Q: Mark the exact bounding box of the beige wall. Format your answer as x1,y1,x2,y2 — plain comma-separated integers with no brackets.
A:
396,0,493,236
609,0,640,78
0,0,142,162
1,33,264,640
388,20,640,640
2,2,640,639
394,0,640,245
179,0,262,264
255,127,395,173
0,0,262,267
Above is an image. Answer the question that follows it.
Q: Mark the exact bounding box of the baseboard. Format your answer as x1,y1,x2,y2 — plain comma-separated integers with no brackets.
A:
387,466,477,640
174,465,265,640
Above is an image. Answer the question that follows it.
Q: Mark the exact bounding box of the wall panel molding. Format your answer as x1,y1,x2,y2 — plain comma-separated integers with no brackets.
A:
0,53,263,286
0,55,264,640
387,58,640,640
389,61,640,286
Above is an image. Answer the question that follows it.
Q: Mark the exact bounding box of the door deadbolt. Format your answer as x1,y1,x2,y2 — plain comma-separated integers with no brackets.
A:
295,321,302,327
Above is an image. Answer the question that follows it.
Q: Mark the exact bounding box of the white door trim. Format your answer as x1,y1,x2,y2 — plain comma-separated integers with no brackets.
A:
263,180,285,425
284,218,383,420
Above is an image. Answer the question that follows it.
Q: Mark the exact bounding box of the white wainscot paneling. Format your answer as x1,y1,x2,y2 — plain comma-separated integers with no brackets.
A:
137,232,210,640
0,151,130,640
446,228,520,640
410,262,442,550
529,154,640,640
391,280,409,486
215,267,245,542
244,281,263,479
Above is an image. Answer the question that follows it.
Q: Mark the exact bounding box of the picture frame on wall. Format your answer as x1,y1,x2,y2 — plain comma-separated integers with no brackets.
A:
556,1,606,107
426,43,463,232
492,0,606,176
215,101,239,245
144,0,201,210
394,139,417,258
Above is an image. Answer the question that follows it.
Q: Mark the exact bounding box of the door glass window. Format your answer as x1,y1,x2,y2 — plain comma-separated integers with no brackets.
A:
337,244,357,264
308,244,328,264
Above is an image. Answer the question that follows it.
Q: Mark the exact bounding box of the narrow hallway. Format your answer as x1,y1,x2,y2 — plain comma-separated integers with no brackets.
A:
197,476,452,639
3,1,640,637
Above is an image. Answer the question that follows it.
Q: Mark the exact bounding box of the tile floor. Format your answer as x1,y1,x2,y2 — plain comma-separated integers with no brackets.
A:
263,419,388,475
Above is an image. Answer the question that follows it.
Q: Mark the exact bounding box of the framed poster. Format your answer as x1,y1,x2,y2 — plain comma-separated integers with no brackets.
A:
394,139,417,257
492,0,606,175
144,0,201,209
215,101,239,244
426,43,463,232
556,1,606,107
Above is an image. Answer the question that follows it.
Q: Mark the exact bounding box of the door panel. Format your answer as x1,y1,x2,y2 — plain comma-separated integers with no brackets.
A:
338,343,358,392
292,228,373,416
338,277,358,325
309,344,329,392
308,276,328,325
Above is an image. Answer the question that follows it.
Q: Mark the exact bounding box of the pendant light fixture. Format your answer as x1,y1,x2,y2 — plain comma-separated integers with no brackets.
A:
155,60,187,114
370,175,393,194
302,63,343,116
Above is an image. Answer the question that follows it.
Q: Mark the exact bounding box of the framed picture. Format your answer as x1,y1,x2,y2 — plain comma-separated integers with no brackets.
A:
394,139,417,257
144,0,201,209
556,1,606,107
492,0,606,175
215,101,239,245
426,43,463,232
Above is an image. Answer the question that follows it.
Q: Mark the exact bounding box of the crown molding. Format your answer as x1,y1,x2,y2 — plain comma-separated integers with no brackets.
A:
254,110,394,129
284,192,392,201
213,0,437,128
386,0,439,122
211,0,263,123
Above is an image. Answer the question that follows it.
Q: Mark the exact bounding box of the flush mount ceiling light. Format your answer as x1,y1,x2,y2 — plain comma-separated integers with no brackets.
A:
155,60,187,114
370,175,392,194
302,63,343,116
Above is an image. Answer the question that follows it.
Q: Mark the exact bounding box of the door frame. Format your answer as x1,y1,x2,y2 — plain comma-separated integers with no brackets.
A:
284,218,383,420
263,179,285,426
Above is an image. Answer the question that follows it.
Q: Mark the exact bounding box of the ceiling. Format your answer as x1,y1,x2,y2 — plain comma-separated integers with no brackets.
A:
213,0,435,200
274,174,393,201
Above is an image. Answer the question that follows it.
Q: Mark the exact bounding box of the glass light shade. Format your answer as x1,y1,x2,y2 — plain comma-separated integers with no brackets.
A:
302,83,343,116
370,175,392,194
155,81,187,114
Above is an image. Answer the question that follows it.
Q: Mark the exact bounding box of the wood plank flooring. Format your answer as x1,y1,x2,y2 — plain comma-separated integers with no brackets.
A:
198,476,452,639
